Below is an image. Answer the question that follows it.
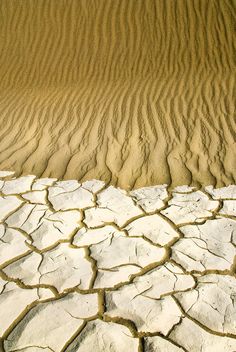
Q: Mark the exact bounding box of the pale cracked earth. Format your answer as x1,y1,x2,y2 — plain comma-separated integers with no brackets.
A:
0,171,236,352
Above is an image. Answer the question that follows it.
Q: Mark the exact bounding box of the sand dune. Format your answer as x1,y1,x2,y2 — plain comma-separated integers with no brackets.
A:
0,0,235,189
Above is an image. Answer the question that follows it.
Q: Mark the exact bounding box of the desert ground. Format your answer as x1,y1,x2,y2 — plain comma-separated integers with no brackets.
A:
0,172,236,351
0,0,235,189
0,1,235,351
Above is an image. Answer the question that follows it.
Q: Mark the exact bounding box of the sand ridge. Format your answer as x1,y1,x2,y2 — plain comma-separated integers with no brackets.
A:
0,0,235,189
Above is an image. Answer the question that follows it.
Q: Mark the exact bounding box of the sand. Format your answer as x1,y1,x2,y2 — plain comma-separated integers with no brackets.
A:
0,0,235,189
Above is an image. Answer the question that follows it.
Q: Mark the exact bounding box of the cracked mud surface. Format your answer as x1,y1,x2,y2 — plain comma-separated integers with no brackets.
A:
0,171,236,352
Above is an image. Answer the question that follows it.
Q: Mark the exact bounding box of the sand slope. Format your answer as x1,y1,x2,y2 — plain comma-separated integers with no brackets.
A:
0,0,235,189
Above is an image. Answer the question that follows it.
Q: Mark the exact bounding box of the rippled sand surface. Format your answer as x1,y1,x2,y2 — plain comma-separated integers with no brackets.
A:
0,0,235,189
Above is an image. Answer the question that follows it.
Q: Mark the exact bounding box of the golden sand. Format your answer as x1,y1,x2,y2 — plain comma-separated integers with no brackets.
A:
0,0,235,189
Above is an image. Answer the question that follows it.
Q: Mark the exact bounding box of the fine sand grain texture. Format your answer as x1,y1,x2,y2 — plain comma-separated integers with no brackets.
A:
0,0,235,189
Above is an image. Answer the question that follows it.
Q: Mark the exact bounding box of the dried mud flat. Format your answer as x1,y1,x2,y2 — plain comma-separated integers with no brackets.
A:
0,0,235,188
0,170,235,352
